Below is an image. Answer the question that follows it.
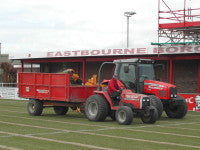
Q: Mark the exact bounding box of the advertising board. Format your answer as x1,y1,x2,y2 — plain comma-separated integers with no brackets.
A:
179,94,200,111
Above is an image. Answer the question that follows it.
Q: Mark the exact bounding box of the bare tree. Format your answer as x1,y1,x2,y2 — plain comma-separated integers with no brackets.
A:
0,62,17,83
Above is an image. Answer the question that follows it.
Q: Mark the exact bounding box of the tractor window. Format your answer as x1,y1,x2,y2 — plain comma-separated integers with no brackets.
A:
139,64,155,81
118,64,136,90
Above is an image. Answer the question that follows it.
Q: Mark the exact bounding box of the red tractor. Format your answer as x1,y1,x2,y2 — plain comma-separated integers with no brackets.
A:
84,58,187,125
85,89,158,125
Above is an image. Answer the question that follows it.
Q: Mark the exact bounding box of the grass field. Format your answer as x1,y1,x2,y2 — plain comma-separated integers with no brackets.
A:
0,99,200,150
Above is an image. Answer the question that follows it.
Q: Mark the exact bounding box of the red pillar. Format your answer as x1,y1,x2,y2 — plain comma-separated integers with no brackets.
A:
21,61,24,72
198,61,200,93
31,63,33,72
166,60,169,82
169,58,173,84
82,59,86,83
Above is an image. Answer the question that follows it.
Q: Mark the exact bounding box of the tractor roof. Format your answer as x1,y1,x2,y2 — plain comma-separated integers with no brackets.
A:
113,58,154,64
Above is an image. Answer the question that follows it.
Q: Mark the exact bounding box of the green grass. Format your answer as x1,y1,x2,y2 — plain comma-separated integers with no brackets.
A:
0,99,200,150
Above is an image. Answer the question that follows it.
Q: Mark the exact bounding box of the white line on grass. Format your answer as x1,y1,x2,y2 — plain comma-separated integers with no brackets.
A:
0,145,22,150
158,125,200,131
1,113,200,131
124,128,200,139
0,131,117,150
3,109,200,123
89,132,200,149
0,131,67,138
1,113,200,135
0,121,200,149
1,109,200,126
187,114,200,117
0,114,109,128
132,121,200,129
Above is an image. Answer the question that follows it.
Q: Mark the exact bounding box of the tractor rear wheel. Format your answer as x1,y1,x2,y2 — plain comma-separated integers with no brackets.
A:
149,95,163,119
165,96,188,118
116,106,133,125
53,106,69,115
27,99,43,116
141,106,158,124
85,95,109,121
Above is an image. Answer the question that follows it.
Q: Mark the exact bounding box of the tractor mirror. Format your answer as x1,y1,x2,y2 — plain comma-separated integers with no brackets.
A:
124,66,129,73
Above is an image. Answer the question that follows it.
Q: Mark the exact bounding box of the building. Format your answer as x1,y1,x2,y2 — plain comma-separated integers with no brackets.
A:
13,46,200,94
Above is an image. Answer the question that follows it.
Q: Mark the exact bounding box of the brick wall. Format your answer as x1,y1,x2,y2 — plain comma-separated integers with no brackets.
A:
174,60,198,93
154,60,168,82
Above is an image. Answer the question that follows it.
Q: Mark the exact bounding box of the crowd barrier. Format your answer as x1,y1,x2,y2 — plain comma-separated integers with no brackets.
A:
179,93,200,111
0,83,27,100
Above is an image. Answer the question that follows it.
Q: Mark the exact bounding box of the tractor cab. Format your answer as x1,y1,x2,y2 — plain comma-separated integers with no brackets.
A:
113,59,155,93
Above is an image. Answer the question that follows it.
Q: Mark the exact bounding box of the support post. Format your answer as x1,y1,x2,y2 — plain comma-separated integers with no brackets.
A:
21,61,24,72
166,60,169,82
82,59,86,83
169,58,173,84
31,63,33,72
126,16,129,48
198,61,200,93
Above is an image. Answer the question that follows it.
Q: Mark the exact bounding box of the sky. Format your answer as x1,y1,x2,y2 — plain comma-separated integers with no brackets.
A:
0,0,199,58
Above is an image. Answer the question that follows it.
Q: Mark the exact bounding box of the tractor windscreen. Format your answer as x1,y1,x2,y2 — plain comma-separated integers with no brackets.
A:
139,64,155,80
118,64,136,90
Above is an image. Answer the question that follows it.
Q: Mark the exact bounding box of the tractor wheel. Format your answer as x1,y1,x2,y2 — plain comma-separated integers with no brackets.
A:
85,95,109,121
115,106,133,125
53,106,69,115
109,110,116,121
165,96,188,118
27,99,43,116
141,106,158,124
149,95,163,119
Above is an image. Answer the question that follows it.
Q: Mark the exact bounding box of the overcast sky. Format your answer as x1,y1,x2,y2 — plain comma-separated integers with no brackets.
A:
0,0,199,58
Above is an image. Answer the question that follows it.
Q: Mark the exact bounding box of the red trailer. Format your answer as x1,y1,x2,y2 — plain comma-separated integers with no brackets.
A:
18,72,96,115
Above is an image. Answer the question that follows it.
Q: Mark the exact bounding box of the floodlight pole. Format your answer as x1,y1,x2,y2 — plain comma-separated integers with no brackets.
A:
124,12,136,48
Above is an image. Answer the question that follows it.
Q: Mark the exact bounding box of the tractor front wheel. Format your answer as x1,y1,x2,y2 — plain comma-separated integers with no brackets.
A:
85,95,109,121
141,106,158,124
165,96,188,118
149,95,163,119
115,106,133,125
27,99,43,116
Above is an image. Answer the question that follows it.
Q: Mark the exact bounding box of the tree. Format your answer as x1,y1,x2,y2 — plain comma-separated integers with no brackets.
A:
0,62,17,83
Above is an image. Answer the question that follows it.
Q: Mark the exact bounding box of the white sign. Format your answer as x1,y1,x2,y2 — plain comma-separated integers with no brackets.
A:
0,87,27,100
12,45,200,59
46,46,200,58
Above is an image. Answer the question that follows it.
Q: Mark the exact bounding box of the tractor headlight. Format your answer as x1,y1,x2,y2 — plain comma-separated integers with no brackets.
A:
141,97,150,109
170,87,177,98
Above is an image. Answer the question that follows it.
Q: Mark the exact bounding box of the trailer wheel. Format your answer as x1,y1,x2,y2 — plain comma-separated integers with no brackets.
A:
116,106,133,125
53,106,69,115
27,99,43,116
141,106,158,124
165,96,188,118
85,95,109,121
149,95,163,119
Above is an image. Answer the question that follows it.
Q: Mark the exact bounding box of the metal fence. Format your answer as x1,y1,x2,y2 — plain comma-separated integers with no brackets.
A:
0,83,17,87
